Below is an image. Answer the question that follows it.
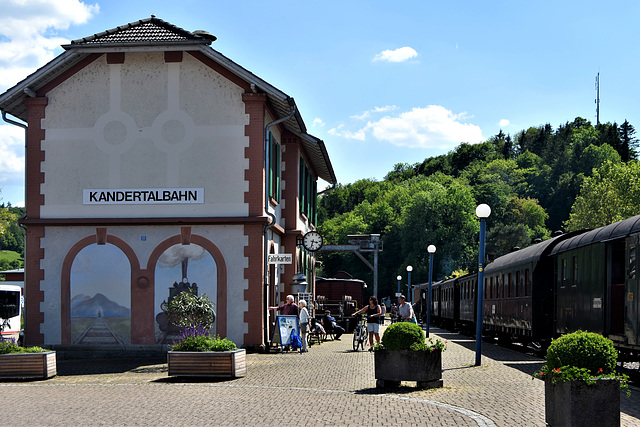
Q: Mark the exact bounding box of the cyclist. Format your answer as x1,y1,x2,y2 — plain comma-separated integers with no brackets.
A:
354,296,383,349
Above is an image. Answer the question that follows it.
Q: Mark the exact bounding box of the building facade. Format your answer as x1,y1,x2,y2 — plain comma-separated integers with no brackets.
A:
0,16,335,349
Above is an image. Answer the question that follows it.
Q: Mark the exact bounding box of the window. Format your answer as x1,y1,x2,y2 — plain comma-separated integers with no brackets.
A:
525,269,531,296
516,271,520,297
268,132,281,202
561,258,567,286
508,273,513,297
572,256,578,287
630,244,637,280
298,158,318,224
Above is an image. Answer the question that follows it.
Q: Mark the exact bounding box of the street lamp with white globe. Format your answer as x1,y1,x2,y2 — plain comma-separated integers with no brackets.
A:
426,245,436,337
475,203,491,366
406,265,413,301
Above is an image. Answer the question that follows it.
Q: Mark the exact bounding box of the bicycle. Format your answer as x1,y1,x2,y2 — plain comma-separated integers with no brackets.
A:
352,315,368,351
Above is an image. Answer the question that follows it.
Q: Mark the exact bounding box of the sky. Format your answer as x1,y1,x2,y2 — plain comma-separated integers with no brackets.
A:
1,0,639,206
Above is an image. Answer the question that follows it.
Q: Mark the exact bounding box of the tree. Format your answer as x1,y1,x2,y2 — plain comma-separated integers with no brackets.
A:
619,120,638,161
162,291,216,330
564,161,640,231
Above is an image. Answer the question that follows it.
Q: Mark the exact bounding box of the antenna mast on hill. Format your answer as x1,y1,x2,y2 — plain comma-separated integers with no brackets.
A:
595,72,600,125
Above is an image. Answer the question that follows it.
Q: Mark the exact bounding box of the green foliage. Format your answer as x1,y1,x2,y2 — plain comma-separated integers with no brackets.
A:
380,322,425,350
0,341,47,354
162,291,216,330
172,335,237,352
565,160,640,231
545,331,617,375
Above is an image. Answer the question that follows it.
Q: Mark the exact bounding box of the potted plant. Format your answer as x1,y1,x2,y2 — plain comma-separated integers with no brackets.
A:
374,322,445,389
534,330,629,426
165,291,246,378
0,340,56,379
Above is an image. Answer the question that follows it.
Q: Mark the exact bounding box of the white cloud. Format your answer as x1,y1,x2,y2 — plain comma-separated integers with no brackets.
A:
499,119,510,127
0,0,99,90
313,118,325,127
350,105,397,120
373,47,418,63
329,105,485,149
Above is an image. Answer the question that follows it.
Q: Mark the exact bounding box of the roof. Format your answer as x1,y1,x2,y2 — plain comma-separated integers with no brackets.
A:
0,16,336,184
485,235,566,273
550,215,640,255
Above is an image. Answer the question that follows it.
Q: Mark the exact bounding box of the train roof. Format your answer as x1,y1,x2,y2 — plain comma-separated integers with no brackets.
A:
485,235,567,272
550,215,640,255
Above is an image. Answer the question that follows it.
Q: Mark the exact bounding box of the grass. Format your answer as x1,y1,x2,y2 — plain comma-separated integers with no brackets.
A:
0,250,22,268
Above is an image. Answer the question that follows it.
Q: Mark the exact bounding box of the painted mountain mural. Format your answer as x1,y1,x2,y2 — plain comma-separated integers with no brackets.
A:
71,293,131,318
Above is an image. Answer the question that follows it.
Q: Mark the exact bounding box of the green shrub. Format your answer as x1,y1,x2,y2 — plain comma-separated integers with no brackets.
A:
163,291,216,330
172,335,237,352
0,340,46,354
381,322,425,350
545,330,617,375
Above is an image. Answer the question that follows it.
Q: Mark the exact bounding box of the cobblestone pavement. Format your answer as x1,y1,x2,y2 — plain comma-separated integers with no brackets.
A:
1,327,639,426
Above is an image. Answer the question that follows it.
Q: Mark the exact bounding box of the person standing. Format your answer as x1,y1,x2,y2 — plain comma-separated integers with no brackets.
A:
354,296,382,349
298,300,310,352
397,295,415,323
269,294,299,316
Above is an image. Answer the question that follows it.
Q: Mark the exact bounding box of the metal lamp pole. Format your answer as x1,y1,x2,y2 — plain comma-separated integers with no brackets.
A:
426,244,436,337
475,203,491,366
396,275,402,296
406,265,413,301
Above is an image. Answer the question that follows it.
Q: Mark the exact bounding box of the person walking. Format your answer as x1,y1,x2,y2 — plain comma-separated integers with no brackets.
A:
298,300,310,352
354,296,383,350
397,295,415,323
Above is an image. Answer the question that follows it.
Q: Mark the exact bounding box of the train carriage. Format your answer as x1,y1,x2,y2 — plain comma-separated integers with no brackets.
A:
549,215,640,358
483,234,571,345
458,273,478,332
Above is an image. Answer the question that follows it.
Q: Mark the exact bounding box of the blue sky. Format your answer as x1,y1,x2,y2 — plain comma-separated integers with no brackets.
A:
1,0,639,206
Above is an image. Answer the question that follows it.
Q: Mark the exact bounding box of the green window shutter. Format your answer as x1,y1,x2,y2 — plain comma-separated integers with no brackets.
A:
275,141,281,202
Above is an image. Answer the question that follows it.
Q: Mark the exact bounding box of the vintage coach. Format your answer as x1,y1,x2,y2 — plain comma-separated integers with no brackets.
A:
0,16,335,350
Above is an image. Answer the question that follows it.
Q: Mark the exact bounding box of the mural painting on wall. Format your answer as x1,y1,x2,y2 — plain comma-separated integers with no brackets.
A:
154,244,217,344
71,244,131,345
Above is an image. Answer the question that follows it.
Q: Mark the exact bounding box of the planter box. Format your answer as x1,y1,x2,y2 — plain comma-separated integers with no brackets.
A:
545,378,620,426
0,351,57,379
168,349,246,378
374,349,442,389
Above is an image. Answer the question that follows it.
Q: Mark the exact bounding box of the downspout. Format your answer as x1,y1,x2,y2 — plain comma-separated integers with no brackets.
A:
2,109,28,340
263,98,296,346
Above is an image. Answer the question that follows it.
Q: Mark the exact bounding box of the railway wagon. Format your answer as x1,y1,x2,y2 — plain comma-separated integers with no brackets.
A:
483,233,573,346
549,215,640,358
458,273,477,333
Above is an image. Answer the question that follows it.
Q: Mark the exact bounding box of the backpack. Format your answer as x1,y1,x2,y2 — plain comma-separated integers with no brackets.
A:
290,329,302,349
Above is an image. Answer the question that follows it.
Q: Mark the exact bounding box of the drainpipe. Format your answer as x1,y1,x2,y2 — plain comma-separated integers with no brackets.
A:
2,109,28,335
263,98,296,346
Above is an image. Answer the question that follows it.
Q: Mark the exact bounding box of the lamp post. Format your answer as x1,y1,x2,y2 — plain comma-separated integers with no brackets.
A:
396,275,402,296
426,244,436,337
406,265,413,301
475,203,491,366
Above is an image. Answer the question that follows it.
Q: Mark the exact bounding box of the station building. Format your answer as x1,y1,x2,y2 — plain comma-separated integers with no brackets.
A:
0,16,336,349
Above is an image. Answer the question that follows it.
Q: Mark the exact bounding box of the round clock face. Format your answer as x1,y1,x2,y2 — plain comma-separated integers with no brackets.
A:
302,231,323,252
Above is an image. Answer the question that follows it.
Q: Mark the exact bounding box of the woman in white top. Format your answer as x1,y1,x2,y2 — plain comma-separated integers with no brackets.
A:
298,300,310,352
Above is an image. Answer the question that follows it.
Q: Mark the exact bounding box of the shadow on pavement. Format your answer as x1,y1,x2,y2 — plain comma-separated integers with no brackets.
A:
56,357,167,376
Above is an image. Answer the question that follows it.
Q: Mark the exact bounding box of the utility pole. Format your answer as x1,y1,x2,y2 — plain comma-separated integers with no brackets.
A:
595,72,600,125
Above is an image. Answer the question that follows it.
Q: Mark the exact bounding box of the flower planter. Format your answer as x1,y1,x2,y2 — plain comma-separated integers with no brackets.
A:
167,349,246,378
374,349,442,389
0,351,57,379
545,378,620,426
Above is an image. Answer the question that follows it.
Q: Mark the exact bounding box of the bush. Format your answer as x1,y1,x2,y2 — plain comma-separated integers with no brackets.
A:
545,330,617,375
381,322,425,350
163,291,216,330
0,340,46,354
172,335,237,352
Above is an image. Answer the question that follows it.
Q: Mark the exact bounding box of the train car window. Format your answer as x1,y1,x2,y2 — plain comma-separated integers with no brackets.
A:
508,273,513,297
516,271,521,297
525,269,531,296
561,258,567,287
572,256,578,287
629,244,636,279
490,277,494,299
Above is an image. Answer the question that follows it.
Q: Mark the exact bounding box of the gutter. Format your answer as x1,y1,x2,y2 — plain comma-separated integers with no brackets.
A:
263,97,296,345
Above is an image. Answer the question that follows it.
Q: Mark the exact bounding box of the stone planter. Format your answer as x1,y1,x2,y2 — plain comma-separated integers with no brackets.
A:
0,351,57,379
167,349,246,378
545,378,620,426
374,349,442,389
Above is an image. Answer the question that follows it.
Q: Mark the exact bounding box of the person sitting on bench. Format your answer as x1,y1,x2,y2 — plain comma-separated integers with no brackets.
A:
321,310,345,340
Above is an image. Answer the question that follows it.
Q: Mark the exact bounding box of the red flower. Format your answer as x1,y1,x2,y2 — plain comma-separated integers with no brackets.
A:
598,368,603,373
